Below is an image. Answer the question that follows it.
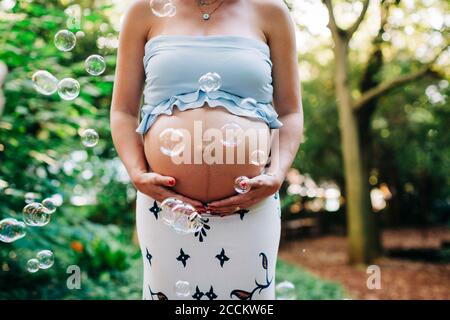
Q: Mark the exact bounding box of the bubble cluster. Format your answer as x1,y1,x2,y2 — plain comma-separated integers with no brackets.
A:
57,78,80,100
220,122,243,147
80,129,99,148
27,250,55,273
32,70,58,95
85,54,106,76
159,128,185,157
174,280,192,297
199,72,222,93
54,29,77,52
275,281,297,300
22,202,51,227
234,176,251,194
150,0,176,18
0,218,27,243
160,198,204,234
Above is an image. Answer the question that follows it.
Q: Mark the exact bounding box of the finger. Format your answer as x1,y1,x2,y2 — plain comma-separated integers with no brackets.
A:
246,176,265,188
211,209,235,217
207,194,247,208
153,174,176,187
208,208,233,215
210,203,252,214
208,198,253,213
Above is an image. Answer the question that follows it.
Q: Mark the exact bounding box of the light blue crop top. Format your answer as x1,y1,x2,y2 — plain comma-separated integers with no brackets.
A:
136,35,284,134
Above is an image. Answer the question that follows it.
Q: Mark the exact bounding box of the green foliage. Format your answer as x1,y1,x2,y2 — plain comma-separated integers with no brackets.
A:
0,0,137,299
275,260,347,300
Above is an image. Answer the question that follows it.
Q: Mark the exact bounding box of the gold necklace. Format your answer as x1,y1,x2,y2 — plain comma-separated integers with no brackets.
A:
195,0,225,21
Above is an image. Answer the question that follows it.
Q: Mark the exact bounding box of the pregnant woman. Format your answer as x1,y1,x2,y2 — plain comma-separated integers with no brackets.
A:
111,0,303,300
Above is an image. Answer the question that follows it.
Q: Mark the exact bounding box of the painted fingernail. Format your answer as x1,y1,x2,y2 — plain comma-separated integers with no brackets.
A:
169,179,175,186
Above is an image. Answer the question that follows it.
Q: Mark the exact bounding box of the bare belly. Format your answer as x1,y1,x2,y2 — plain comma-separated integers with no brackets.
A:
144,105,271,203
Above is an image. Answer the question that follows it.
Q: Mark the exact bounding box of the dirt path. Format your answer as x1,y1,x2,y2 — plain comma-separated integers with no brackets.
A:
278,227,450,299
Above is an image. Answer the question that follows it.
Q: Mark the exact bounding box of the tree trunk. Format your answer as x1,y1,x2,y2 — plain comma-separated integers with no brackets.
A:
358,46,384,255
333,36,379,264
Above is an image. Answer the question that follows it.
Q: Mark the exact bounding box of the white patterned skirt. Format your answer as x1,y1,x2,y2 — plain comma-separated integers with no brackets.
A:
136,191,281,300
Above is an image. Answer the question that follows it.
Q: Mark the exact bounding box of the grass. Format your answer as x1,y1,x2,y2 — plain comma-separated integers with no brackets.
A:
275,259,348,300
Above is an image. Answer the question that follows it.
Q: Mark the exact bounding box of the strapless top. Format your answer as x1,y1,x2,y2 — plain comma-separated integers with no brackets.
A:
136,35,284,134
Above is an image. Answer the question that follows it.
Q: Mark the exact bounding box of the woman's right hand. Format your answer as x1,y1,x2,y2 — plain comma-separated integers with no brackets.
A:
132,171,206,213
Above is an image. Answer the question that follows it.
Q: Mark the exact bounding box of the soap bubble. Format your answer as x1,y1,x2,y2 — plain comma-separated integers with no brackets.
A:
172,202,196,217
42,198,57,214
234,176,251,194
161,198,183,226
57,78,80,100
199,72,221,93
161,197,183,211
0,218,27,243
85,54,106,76
54,29,76,51
26,258,40,273
171,203,202,234
22,202,51,227
220,122,244,147
150,0,176,18
159,128,185,157
250,150,268,166
174,280,192,297
275,281,297,300
32,70,58,95
161,208,177,226
80,129,99,147
36,250,54,269
160,199,205,234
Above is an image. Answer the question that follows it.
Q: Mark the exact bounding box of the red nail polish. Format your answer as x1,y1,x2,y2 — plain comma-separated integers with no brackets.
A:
169,179,175,186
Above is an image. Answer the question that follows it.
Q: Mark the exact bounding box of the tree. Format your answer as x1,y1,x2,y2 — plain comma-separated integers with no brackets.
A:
321,0,448,264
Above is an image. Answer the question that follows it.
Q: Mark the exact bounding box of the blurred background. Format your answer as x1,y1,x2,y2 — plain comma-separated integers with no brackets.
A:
0,0,448,300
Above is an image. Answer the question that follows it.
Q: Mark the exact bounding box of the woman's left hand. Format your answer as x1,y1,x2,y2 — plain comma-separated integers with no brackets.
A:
205,173,283,217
